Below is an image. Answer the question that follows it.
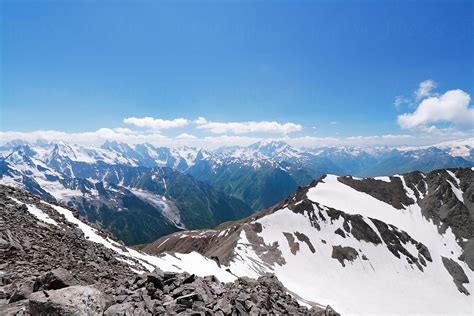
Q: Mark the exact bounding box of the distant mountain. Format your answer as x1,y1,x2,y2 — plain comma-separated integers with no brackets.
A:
209,137,469,209
366,147,473,176
0,137,472,226
0,145,251,245
189,162,306,210
145,167,474,315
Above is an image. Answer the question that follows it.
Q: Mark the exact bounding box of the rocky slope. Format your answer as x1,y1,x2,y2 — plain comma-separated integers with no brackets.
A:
145,167,474,315
0,184,334,315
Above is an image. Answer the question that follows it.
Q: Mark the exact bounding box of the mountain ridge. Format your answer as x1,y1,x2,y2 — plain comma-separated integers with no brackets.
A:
144,167,474,315
1,138,472,212
1,138,473,244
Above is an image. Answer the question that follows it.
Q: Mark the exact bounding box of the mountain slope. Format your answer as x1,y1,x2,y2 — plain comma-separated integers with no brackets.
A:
0,185,326,314
144,167,474,315
189,162,305,210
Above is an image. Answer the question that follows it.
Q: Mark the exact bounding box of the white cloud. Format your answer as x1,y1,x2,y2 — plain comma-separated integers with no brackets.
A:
175,133,197,139
283,134,461,148
123,117,189,129
195,117,303,135
113,127,138,134
394,96,409,109
415,79,436,99
397,89,474,129
0,129,167,146
0,129,468,149
194,117,207,125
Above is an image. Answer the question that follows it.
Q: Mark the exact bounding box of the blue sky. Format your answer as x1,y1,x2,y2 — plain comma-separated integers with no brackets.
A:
1,0,473,147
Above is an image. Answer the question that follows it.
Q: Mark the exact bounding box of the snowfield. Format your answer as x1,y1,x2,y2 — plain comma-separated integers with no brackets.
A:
222,174,473,315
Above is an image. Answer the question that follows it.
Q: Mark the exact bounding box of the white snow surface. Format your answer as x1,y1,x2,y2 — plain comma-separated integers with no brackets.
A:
10,197,58,226
447,170,462,187
374,176,391,183
301,175,473,314
446,179,465,203
220,174,474,315
434,138,474,157
131,189,185,229
398,137,474,158
37,201,234,282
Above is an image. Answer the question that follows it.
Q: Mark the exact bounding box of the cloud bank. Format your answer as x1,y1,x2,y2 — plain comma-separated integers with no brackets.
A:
123,117,189,129
2,82,472,150
0,128,467,149
398,89,474,129
194,117,303,135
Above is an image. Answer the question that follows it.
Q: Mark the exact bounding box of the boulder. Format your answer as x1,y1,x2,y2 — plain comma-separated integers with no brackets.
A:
8,278,35,303
104,302,139,315
28,285,106,315
33,268,78,291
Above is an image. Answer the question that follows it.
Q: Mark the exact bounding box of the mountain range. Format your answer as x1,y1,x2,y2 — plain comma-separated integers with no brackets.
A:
1,167,472,314
145,167,474,315
0,138,472,245
0,145,251,245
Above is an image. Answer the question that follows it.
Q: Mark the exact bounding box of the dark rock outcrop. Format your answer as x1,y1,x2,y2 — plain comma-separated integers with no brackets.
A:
441,257,470,295
459,238,474,271
331,245,359,267
338,175,414,209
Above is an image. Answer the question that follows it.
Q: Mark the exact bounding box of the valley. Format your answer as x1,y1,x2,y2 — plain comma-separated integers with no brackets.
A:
1,138,472,245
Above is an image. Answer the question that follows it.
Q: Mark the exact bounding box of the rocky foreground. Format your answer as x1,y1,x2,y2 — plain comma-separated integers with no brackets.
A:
2,267,337,315
0,184,337,315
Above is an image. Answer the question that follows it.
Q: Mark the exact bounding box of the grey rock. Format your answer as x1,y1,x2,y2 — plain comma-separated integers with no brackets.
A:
331,245,359,267
8,278,35,303
146,272,164,290
28,285,106,315
33,268,78,291
459,238,474,271
104,302,136,315
442,256,470,295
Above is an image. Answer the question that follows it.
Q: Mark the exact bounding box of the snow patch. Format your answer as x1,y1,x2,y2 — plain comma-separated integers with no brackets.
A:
446,179,464,203
374,176,390,183
131,189,185,229
10,197,58,226
40,201,235,282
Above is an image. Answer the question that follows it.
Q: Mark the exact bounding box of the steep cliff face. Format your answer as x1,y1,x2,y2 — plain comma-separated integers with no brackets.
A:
144,167,474,315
